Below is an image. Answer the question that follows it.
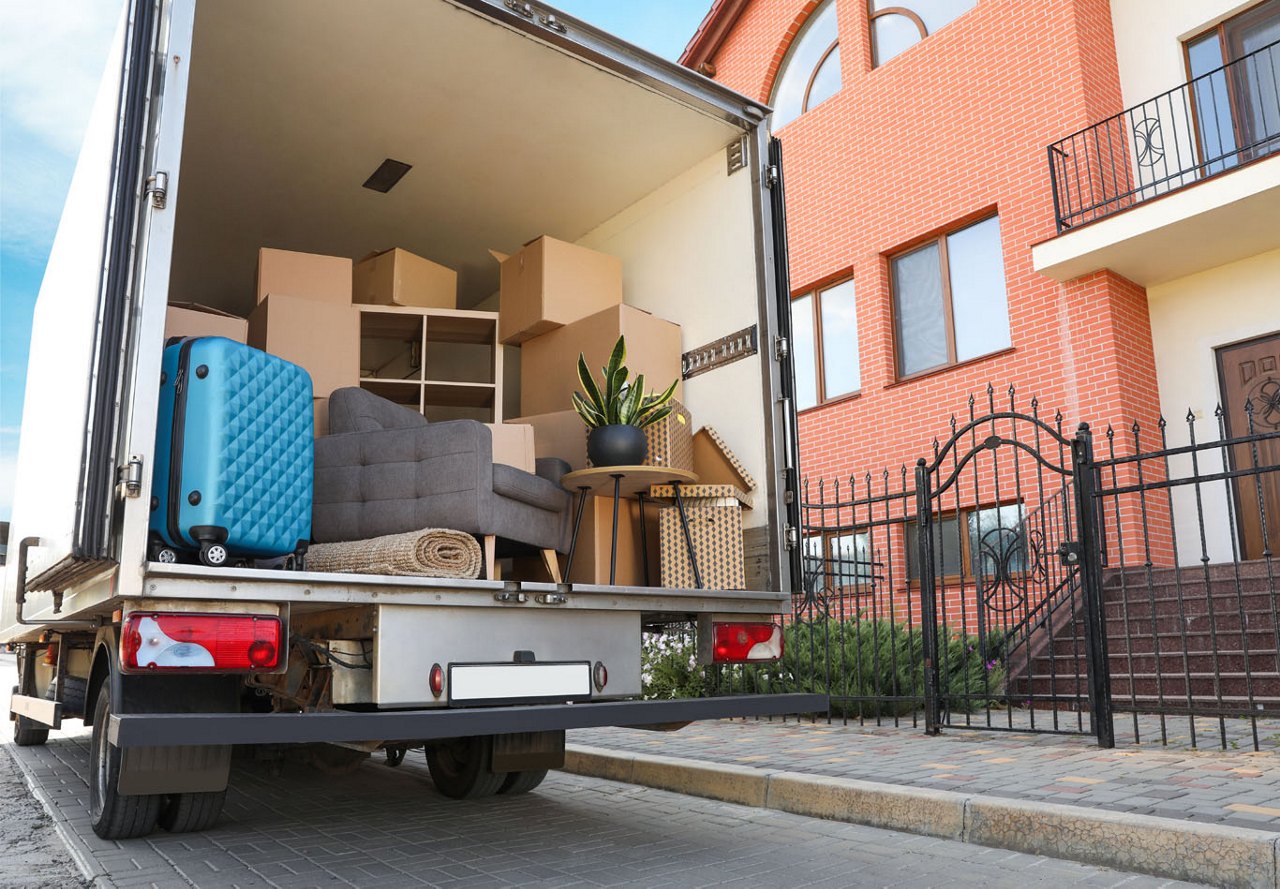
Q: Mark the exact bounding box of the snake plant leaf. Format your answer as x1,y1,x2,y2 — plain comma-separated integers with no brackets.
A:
636,404,672,429
606,335,626,378
606,365,629,423
619,373,645,425
577,353,606,415
572,391,606,429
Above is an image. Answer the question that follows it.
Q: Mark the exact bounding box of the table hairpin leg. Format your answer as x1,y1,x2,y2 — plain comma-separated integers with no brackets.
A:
637,492,651,587
563,485,591,581
670,480,703,589
609,474,623,585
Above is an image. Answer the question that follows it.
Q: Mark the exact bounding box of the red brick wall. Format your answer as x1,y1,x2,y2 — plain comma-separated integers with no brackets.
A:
708,0,1165,567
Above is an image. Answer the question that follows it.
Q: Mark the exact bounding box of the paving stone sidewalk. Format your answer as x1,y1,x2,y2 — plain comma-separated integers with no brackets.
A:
569,717,1280,834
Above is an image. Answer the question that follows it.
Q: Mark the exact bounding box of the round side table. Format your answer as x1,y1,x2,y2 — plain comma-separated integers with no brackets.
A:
561,466,699,587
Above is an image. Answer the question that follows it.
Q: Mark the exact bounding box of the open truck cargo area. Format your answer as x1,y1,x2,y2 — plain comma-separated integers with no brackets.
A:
3,0,817,839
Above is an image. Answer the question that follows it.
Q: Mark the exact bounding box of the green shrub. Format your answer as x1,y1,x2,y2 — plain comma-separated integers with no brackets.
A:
641,628,705,700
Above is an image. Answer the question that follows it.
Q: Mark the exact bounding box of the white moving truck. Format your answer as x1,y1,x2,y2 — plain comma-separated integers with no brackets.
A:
3,0,818,839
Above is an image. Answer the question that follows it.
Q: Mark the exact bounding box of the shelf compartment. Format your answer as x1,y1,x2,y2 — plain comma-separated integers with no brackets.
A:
359,379,421,408
422,381,495,409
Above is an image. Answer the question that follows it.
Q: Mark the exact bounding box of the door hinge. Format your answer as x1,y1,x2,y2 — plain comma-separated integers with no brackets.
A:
145,171,168,209
766,164,780,188
774,335,789,361
117,455,144,499
784,525,799,550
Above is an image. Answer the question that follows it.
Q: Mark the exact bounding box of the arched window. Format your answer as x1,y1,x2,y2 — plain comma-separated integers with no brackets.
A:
771,1,842,130
869,0,978,67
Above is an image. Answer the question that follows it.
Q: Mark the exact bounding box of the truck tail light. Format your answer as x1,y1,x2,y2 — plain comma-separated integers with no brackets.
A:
712,623,783,663
122,613,283,672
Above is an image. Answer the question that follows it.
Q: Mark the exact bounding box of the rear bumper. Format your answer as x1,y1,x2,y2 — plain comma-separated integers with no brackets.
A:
108,694,827,748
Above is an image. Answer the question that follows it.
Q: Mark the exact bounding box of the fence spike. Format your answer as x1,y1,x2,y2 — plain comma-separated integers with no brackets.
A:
1030,395,1040,416
1157,415,1167,430
1105,423,1115,440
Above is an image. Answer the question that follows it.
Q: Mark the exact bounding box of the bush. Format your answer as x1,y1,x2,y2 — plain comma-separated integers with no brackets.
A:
774,618,1007,718
641,628,705,700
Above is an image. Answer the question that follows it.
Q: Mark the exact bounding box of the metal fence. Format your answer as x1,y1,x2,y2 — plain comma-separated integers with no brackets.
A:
645,386,1280,751
1049,38,1280,232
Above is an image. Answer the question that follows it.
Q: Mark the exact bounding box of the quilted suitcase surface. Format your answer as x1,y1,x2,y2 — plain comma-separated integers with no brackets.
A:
150,336,313,566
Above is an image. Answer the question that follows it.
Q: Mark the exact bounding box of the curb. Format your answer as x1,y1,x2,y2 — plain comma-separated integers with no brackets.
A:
3,742,117,888
564,743,1280,889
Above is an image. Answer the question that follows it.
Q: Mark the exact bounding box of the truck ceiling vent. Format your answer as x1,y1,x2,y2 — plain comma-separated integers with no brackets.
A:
362,158,413,193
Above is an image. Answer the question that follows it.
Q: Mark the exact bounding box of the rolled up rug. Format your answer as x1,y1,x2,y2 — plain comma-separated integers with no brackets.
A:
307,528,483,579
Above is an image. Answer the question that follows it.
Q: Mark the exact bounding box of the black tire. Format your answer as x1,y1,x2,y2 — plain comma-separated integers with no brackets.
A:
47,675,88,719
425,736,506,799
12,716,49,747
89,683,160,839
498,769,548,795
158,790,225,833
384,746,406,767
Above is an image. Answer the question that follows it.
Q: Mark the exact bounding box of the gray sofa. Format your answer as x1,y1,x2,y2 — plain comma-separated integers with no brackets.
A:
313,388,572,577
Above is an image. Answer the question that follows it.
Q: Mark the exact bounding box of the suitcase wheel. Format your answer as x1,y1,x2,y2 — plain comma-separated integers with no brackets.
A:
155,547,179,564
199,544,229,567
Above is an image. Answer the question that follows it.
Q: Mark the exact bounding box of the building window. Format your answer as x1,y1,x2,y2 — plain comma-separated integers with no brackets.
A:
791,278,860,411
1185,0,1280,172
890,215,1010,379
906,503,1025,582
803,531,874,594
869,0,978,67
771,0,842,129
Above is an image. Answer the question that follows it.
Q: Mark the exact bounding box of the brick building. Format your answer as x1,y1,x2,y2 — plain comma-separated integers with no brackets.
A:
681,0,1280,586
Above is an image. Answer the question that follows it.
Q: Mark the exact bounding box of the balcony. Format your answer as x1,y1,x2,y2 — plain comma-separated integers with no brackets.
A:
1034,39,1280,286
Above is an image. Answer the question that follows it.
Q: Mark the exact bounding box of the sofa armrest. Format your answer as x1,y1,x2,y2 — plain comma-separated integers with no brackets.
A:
535,457,572,485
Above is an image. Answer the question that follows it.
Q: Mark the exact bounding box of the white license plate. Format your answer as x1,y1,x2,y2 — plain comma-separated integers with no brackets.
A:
448,662,592,706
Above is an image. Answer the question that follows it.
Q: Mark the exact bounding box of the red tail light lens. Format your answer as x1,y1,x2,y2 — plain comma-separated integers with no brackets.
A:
712,623,783,663
122,613,283,672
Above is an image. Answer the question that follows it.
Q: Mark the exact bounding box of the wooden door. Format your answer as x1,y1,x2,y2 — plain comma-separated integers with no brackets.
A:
1218,332,1280,560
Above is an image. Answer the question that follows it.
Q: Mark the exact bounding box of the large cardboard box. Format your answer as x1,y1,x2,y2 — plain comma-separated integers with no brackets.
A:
256,248,352,305
487,423,535,473
248,294,359,400
659,499,746,590
314,397,330,437
513,495,659,586
353,248,457,309
507,410,587,471
519,304,682,416
164,303,247,343
497,236,622,345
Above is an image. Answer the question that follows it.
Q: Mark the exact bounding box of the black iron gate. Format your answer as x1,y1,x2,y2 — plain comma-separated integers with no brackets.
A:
788,389,1115,746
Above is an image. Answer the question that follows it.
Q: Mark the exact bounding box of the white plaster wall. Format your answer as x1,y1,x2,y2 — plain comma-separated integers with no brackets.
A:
1147,246,1280,564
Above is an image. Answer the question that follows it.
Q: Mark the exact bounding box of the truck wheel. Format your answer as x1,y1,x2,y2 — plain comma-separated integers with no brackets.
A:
13,716,49,747
498,769,547,795
384,745,406,767
426,736,506,799
158,790,226,833
89,683,160,839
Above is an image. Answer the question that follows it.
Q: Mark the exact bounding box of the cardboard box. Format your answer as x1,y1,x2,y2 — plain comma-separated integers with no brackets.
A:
692,427,757,493
314,397,329,437
659,501,745,590
649,483,751,508
256,248,352,305
519,304,682,416
513,495,659,586
507,410,587,471
487,423,535,473
164,302,248,343
248,294,359,400
497,236,622,345
353,248,457,309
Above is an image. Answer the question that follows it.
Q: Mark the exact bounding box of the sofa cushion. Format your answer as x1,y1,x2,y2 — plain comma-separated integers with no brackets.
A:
328,386,429,434
492,463,569,513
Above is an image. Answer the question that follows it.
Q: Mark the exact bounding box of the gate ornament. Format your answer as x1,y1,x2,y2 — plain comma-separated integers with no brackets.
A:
975,525,1048,613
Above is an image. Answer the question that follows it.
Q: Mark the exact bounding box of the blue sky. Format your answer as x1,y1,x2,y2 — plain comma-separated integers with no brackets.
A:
0,1,711,522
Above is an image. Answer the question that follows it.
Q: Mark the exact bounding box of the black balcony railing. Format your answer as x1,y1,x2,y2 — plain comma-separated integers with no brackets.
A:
1049,38,1280,232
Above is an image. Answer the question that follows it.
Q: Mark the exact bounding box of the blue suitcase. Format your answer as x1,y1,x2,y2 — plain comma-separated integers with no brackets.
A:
149,336,314,567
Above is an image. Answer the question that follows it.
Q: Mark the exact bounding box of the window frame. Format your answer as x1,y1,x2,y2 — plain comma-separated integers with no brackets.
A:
867,0,979,68
904,502,1026,586
791,274,860,412
888,213,1009,382
802,530,875,594
770,0,843,129
1181,0,1280,167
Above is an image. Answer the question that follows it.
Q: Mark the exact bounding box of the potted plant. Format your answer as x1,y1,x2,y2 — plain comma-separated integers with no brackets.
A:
573,335,678,467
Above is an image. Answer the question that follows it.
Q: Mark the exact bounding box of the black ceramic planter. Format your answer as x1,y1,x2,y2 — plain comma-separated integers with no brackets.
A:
587,424,648,467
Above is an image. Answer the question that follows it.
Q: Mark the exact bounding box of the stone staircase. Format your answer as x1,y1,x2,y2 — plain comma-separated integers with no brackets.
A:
1011,560,1280,715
